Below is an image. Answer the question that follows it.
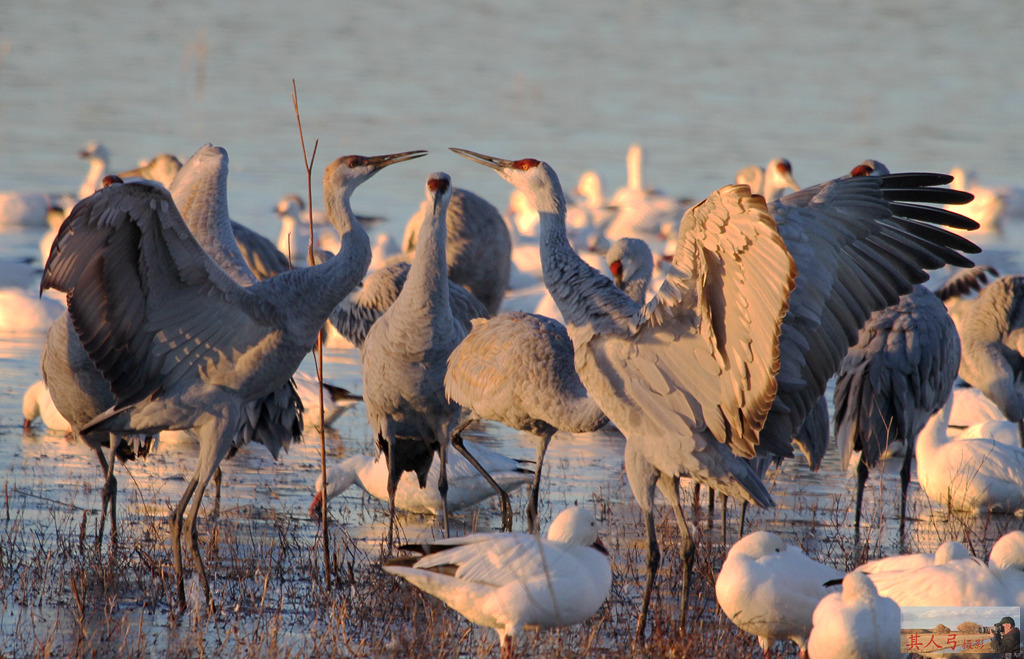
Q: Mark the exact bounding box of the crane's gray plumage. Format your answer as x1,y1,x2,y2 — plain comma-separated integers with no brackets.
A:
364,172,484,546
403,186,511,315
453,147,979,639
329,253,488,349
230,220,292,280
41,149,418,609
832,285,961,545
955,274,1024,428
445,311,608,532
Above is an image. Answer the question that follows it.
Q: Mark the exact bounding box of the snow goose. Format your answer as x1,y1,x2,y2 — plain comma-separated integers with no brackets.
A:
806,571,900,659
384,506,611,659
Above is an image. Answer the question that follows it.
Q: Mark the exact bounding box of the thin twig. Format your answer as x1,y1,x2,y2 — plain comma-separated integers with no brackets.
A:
291,78,330,590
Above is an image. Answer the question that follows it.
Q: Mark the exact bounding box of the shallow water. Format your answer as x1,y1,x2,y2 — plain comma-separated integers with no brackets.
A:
3,0,1024,654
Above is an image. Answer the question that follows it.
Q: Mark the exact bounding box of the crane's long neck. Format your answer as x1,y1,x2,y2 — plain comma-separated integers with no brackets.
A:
531,165,637,336
395,193,452,326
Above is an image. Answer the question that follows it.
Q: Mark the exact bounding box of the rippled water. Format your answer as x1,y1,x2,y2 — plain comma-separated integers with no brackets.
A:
2,0,1024,654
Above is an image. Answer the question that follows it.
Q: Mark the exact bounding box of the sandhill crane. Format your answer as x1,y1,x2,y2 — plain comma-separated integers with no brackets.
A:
117,152,183,188
735,158,800,202
445,311,608,533
716,531,843,657
403,186,512,314
329,254,488,349
384,506,611,659
364,172,500,547
605,237,653,303
41,149,421,609
452,147,978,638
953,274,1024,442
832,285,961,546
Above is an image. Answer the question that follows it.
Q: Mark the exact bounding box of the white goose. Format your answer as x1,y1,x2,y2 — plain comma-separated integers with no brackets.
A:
452,147,979,638
384,506,611,659
916,392,1024,513
309,439,533,517
806,571,900,659
715,531,843,657
21,380,72,433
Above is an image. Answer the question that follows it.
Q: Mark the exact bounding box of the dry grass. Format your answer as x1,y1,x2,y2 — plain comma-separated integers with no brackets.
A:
3,432,1023,658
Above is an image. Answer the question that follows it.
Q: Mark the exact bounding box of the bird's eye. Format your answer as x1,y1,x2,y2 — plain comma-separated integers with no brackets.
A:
345,156,366,168
515,159,541,171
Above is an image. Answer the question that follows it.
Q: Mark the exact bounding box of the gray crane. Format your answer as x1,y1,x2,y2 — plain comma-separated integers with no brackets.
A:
41,149,422,609
444,311,608,533
329,253,488,349
954,274,1024,442
832,285,961,546
363,172,502,547
402,185,511,315
452,147,978,640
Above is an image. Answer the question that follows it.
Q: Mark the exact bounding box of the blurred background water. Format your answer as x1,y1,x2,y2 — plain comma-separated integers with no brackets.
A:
1,0,1024,597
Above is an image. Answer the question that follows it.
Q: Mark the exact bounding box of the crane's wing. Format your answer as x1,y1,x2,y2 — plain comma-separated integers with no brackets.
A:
833,287,960,468
759,173,979,459
586,185,796,462
41,180,276,411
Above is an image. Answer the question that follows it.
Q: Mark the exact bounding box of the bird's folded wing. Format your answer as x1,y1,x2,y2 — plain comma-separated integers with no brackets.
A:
411,535,578,588
42,181,274,409
761,174,979,458
593,185,796,459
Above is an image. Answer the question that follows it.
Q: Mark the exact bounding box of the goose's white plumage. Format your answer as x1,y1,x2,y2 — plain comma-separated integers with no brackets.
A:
41,149,421,607
22,380,72,433
916,392,1024,513
309,439,533,517
445,311,608,532
0,142,106,227
864,551,1012,608
384,506,611,657
855,540,970,575
0,287,64,333
603,144,688,246
806,572,900,659
715,531,843,655
989,531,1024,607
292,369,361,430
452,148,980,637
75,141,110,201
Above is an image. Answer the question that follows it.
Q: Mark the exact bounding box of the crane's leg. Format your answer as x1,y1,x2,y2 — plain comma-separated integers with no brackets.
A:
658,474,695,634
450,426,513,532
635,481,660,642
211,467,222,520
740,501,749,538
500,634,514,659
171,477,199,610
384,434,399,553
692,482,700,516
898,445,913,548
854,459,868,547
90,437,114,548
707,486,715,531
184,469,216,610
527,431,554,535
1018,420,1024,449
437,441,450,539
720,492,728,545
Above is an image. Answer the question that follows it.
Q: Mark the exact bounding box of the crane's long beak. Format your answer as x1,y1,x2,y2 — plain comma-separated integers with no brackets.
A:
368,150,428,168
449,148,516,171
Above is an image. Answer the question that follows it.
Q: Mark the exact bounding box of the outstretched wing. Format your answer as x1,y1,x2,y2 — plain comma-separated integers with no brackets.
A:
579,185,796,501
760,173,979,459
42,180,275,411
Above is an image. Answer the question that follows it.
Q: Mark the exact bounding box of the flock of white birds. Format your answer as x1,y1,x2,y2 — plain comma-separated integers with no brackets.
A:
9,139,1024,657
